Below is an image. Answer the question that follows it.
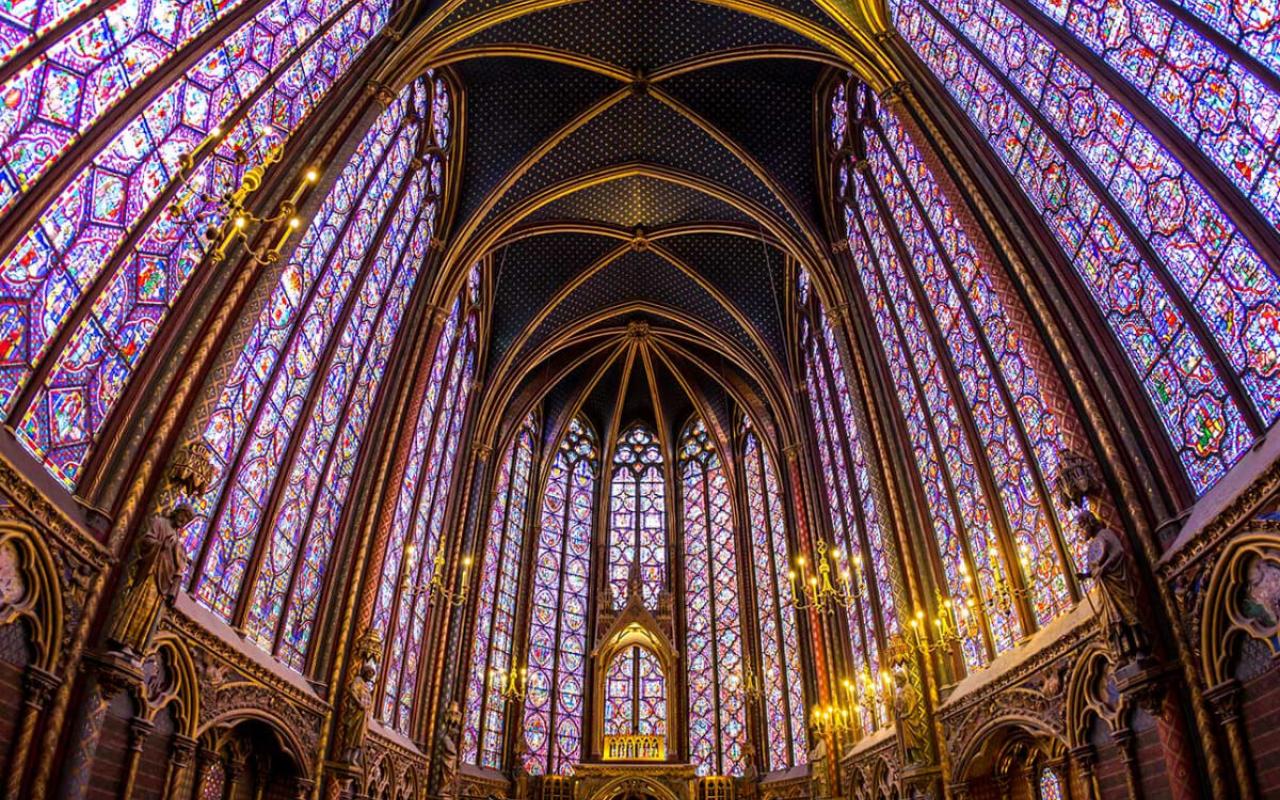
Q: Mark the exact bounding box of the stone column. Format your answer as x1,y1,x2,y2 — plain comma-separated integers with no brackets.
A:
164,735,196,800
4,666,59,800
1205,679,1255,800
61,655,142,800
118,717,156,800
1067,745,1098,800
193,745,222,800
1112,729,1144,800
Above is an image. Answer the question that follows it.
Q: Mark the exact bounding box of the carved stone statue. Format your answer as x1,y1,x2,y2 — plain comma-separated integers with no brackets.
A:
439,701,463,798
891,664,925,765
740,738,758,785
808,724,830,800
513,732,531,800
1076,509,1151,664
105,503,193,659
337,630,382,766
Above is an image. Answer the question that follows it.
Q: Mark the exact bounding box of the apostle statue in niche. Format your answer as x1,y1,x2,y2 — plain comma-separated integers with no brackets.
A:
1075,508,1151,665
438,701,463,800
891,662,926,766
512,732,532,800
808,724,830,800
104,502,193,660
106,441,215,661
337,630,383,766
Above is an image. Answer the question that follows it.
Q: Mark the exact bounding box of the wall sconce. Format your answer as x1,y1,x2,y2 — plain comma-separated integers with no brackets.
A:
840,670,890,732
491,665,528,702
810,700,855,738
905,590,969,658
427,547,472,607
962,547,1034,625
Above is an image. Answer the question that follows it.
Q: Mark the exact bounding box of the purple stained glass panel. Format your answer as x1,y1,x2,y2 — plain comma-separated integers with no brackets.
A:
681,418,745,776
11,0,394,488
608,424,665,608
524,417,595,776
890,0,1257,493
191,110,418,621
865,118,1073,623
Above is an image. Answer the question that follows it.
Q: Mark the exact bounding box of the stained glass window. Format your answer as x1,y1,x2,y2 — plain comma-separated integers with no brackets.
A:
604,645,666,740
6,0,395,488
798,281,900,703
741,420,806,771
608,424,666,608
524,417,596,776
848,161,1014,667
1018,0,1280,229
1163,0,1280,82
168,77,446,675
1038,767,1064,800
464,413,537,769
372,274,478,735
862,103,1077,623
890,0,1271,493
681,418,746,776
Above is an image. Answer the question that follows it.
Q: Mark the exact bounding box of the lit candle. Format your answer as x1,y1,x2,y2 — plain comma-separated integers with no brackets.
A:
286,166,320,208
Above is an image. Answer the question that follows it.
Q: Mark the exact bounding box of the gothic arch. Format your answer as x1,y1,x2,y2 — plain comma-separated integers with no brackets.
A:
0,521,63,672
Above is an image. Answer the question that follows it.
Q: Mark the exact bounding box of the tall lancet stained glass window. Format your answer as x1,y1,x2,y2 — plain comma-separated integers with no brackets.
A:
4,0,396,488
371,265,480,735
608,424,667,607
828,81,1096,672
464,413,537,769
175,76,447,671
798,273,898,710
681,418,746,776
741,417,806,770
525,417,597,776
889,0,1280,494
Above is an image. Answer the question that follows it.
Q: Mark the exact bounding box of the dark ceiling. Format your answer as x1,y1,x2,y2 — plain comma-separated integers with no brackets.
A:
413,0,859,434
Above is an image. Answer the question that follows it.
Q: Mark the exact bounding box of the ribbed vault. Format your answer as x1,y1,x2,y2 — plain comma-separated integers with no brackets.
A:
375,0,896,441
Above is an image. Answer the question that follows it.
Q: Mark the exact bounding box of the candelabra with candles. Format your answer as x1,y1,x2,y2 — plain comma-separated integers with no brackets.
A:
961,545,1035,625
840,669,891,733
787,539,859,614
167,124,320,266
426,547,473,607
904,590,969,659
735,663,763,702
491,664,528,702
809,700,855,738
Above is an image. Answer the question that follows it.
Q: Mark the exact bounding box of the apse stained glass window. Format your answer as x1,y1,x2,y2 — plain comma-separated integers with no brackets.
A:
741,419,806,771
525,417,597,776
464,414,537,769
681,418,746,776
6,0,396,488
608,424,666,607
889,0,1273,494
172,77,446,674
604,645,666,740
798,282,900,702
